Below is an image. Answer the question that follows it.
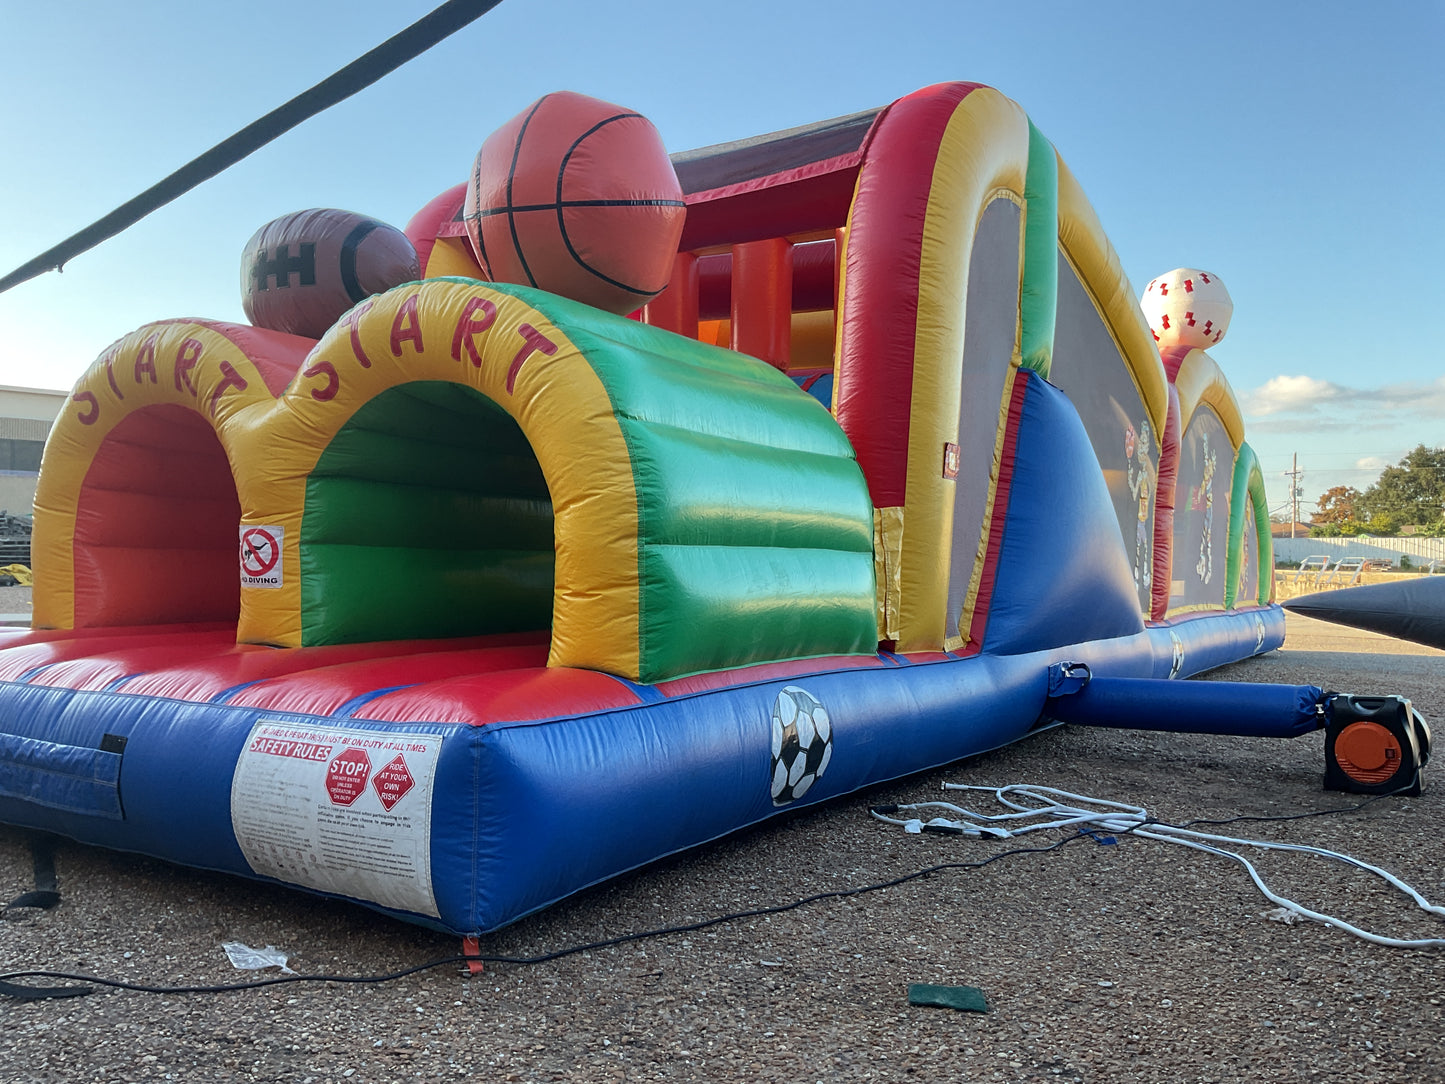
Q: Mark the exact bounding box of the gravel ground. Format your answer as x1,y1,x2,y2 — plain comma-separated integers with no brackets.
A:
1,602,1442,1083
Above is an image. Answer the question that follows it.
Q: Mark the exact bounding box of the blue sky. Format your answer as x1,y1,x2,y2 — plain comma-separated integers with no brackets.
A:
1,0,1440,513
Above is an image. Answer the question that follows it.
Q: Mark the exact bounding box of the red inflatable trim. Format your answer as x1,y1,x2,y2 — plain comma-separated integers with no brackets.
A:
120,631,550,703
225,639,552,716
362,668,643,725
655,653,889,697
834,82,981,507
961,370,1030,653
404,182,468,276
1151,383,1181,621
0,626,235,683
678,157,862,252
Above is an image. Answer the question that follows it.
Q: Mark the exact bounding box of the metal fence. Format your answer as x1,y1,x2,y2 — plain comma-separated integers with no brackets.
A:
1272,535,1445,567
0,510,30,569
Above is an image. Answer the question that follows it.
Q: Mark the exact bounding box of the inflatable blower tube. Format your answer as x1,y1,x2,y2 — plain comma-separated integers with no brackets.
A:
1048,676,1326,738
1284,577,1445,651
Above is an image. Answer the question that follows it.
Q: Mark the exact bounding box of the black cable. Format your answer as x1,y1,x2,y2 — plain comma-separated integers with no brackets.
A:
0,833,1089,999
0,955,474,999
1164,771,1421,831
0,0,505,297
0,777,1422,1000
473,832,1090,967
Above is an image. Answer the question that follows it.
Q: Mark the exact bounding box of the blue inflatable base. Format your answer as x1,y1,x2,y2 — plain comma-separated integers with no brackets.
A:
0,608,1283,935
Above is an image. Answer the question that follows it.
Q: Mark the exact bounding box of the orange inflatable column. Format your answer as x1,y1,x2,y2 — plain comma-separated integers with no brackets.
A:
642,252,700,337
730,239,792,370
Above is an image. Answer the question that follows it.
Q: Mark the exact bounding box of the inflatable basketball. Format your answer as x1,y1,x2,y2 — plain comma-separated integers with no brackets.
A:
463,91,686,315
241,209,419,339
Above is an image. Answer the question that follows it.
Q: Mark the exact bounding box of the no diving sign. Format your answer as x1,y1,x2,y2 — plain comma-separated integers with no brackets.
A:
240,525,283,588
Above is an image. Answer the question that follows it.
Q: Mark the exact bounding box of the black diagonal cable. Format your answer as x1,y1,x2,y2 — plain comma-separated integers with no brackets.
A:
0,0,505,297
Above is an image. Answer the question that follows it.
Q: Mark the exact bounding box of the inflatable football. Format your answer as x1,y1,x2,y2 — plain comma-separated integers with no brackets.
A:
241,208,419,339
463,91,686,314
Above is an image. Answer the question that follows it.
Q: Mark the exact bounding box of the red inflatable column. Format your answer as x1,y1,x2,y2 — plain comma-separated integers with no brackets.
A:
642,252,700,337
1151,383,1181,621
1159,344,1190,382
730,239,793,370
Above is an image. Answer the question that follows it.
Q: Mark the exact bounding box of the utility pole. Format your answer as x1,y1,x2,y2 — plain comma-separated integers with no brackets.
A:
1283,454,1305,538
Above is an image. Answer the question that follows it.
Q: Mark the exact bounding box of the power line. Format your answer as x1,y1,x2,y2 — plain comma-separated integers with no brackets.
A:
1283,454,1304,534
0,0,505,297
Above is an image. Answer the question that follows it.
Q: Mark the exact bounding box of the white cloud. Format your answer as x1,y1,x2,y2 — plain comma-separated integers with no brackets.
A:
1355,455,1390,470
1243,374,1445,419
1244,374,1344,416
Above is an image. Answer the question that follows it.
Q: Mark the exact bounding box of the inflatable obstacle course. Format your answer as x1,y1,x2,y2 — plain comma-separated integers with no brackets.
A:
3,83,1296,934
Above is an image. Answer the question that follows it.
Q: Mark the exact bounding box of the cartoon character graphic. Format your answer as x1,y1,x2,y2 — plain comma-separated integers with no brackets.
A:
1125,419,1153,590
1196,430,1217,584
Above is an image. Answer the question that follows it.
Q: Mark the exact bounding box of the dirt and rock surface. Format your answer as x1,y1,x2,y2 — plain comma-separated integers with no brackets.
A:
1,602,1441,1083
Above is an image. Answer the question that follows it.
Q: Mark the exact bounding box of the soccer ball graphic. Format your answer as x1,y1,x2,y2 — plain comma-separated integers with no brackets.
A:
770,686,833,806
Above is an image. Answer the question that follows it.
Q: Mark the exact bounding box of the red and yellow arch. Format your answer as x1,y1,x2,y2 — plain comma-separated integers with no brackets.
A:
834,83,1032,652
33,321,306,628
239,278,642,665
35,279,876,684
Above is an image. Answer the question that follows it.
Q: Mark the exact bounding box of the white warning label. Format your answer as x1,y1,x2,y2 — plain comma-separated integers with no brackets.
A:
239,525,284,589
230,720,444,918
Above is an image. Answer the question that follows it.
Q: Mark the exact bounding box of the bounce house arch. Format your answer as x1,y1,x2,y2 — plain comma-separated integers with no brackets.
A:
1172,348,1244,448
833,83,1032,652
238,277,877,682
1046,158,1174,617
1055,158,1169,437
33,320,307,629
1163,347,1264,617
1226,441,1272,610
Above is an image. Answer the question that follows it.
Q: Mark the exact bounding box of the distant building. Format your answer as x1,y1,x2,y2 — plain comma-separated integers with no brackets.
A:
0,385,68,514
1269,520,1315,538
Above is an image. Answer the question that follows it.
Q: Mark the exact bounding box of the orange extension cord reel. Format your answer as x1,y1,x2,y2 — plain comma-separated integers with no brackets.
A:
1324,695,1432,797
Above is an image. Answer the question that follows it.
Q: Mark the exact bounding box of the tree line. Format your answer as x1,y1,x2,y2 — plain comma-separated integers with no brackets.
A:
1310,445,1445,537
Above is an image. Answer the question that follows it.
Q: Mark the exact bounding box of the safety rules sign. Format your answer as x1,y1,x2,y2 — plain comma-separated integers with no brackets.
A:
230,720,444,918
239,525,284,589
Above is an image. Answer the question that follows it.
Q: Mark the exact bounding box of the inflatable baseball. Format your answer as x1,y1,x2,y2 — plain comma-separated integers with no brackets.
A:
1141,267,1233,350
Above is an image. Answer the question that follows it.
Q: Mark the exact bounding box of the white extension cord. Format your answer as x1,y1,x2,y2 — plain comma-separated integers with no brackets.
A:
870,783,1445,950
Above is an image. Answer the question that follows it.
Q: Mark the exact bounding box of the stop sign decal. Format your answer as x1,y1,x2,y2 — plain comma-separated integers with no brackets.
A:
373,755,416,811
325,747,371,806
